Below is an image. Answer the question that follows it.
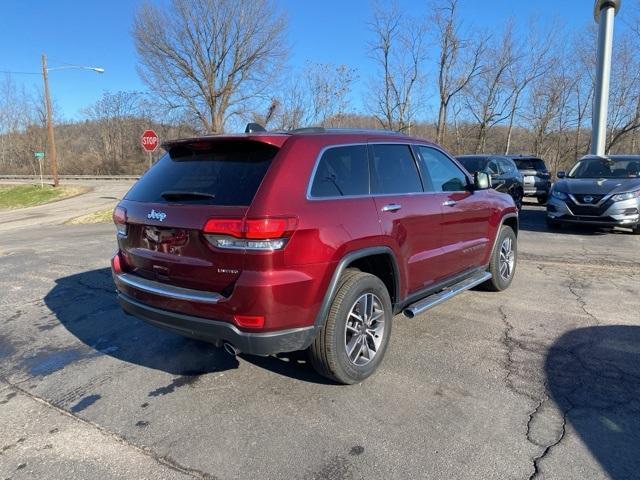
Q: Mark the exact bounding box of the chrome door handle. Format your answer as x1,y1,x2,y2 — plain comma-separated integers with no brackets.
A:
381,203,402,212
442,200,457,207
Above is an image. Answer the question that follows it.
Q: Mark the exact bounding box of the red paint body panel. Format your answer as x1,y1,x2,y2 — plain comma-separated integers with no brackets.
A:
112,131,517,339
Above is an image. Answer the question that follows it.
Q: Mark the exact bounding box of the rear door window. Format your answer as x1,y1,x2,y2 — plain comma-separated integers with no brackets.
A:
310,145,369,197
125,141,278,206
370,144,423,194
498,158,516,175
417,147,468,192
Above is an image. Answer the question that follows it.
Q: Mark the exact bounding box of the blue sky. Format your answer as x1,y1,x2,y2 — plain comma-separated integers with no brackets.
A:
0,0,631,120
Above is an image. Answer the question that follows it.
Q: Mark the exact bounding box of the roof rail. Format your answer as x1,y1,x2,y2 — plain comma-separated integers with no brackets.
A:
290,127,402,136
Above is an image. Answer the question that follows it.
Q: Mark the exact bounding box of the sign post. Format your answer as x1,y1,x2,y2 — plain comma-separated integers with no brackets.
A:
141,129,159,168
34,151,45,188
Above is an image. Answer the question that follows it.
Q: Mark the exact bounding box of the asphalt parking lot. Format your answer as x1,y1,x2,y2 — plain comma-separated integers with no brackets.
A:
1,194,639,480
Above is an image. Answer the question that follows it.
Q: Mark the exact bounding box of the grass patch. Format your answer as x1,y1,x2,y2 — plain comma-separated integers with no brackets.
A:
0,184,85,209
66,207,114,225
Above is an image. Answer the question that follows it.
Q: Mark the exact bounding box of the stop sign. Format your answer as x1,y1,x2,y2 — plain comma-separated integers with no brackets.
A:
141,129,159,152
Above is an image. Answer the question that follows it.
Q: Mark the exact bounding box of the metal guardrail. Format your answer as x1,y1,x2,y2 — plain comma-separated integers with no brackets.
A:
0,174,140,181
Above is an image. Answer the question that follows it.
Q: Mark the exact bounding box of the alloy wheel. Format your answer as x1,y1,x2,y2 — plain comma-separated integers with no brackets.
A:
499,236,515,281
344,293,385,366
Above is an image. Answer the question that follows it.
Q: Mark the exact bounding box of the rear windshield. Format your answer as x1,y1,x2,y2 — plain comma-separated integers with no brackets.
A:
513,158,546,171
125,141,278,205
457,157,488,173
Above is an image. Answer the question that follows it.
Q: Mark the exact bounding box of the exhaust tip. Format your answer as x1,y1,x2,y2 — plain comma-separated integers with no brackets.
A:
403,309,415,319
223,342,240,356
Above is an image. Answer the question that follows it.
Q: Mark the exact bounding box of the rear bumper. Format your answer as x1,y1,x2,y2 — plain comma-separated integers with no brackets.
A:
118,293,317,355
523,187,549,196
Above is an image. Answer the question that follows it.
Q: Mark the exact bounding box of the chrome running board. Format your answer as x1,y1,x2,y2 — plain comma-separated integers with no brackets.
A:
403,271,492,318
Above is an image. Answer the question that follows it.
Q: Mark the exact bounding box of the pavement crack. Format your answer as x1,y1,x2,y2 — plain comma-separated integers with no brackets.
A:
527,403,572,480
499,305,540,403
3,382,218,479
566,275,600,325
524,395,548,448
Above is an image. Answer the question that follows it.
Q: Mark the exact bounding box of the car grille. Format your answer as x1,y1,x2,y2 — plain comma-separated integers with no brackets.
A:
566,198,614,216
572,194,605,204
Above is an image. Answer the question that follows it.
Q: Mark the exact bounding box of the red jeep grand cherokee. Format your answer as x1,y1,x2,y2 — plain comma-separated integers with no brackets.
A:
112,128,518,384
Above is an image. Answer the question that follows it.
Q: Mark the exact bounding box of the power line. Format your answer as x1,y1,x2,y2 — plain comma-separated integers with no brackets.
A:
0,70,40,75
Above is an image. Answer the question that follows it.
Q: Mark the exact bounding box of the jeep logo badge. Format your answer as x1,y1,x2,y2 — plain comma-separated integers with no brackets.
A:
147,209,167,222
583,195,594,204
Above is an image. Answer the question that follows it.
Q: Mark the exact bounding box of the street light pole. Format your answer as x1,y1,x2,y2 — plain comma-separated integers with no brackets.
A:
591,0,621,156
41,53,59,187
38,55,104,188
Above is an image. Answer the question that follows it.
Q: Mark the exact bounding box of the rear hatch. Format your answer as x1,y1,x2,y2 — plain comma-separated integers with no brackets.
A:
117,139,281,294
514,157,549,186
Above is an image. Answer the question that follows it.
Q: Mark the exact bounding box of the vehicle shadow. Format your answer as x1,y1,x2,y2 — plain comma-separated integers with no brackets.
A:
44,268,239,376
545,325,640,478
518,204,630,236
44,268,334,384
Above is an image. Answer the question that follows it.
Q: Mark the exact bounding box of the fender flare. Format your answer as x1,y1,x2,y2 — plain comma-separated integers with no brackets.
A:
313,246,400,328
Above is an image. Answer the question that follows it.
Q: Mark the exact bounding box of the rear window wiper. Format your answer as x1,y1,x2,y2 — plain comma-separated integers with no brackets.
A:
161,191,217,201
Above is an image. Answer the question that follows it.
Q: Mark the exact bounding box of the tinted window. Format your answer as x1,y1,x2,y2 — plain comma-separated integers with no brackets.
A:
418,147,468,192
457,156,489,173
513,158,547,171
310,145,369,197
125,141,277,206
487,160,500,175
498,158,516,174
370,144,423,194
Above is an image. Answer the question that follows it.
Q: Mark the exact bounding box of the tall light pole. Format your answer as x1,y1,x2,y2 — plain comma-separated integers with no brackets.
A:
40,53,104,187
591,0,621,156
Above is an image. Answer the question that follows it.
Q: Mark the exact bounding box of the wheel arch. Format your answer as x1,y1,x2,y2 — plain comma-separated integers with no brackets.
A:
313,247,400,328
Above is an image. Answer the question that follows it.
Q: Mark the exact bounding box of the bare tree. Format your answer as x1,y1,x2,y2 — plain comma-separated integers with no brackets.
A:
367,2,426,132
260,63,356,130
464,24,519,153
431,0,485,145
133,0,287,133
606,33,640,152
83,91,143,173
305,63,357,127
503,25,555,154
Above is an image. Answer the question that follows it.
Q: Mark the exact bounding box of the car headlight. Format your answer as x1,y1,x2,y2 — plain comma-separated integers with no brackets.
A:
551,190,568,201
611,191,640,202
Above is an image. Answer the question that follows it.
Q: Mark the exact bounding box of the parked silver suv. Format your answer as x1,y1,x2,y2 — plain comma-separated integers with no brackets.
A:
547,155,640,234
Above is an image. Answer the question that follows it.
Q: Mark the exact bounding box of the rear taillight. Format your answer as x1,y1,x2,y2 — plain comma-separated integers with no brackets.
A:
113,206,127,236
203,217,297,251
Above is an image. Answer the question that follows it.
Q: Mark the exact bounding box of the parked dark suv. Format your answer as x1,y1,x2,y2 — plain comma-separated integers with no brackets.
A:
112,128,518,384
456,155,524,210
506,155,551,205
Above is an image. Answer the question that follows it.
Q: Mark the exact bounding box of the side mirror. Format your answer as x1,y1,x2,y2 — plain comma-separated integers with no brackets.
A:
557,171,566,179
474,171,491,190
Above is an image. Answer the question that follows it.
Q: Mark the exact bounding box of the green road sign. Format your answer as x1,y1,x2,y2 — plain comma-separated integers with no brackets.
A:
34,152,45,158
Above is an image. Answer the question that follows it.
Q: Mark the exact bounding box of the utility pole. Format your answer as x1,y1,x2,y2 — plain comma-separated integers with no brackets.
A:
41,53,59,187
591,0,621,156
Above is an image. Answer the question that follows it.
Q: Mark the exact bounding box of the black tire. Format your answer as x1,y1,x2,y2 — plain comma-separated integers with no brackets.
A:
537,194,548,205
632,224,640,235
546,217,561,230
483,225,517,292
309,269,393,385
